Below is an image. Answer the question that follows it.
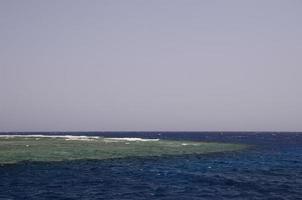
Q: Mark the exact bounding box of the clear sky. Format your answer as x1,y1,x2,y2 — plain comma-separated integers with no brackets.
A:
1,0,302,132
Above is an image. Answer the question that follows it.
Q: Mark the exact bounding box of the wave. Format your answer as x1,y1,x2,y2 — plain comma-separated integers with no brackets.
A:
104,138,160,142
0,135,160,142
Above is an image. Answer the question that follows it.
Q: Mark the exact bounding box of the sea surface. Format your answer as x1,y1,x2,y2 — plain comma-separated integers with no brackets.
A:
0,132,302,200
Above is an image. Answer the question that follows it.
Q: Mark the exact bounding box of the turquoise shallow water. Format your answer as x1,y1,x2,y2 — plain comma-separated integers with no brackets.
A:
0,132,302,200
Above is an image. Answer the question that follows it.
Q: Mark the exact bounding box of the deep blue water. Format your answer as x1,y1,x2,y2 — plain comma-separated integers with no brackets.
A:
1,132,302,200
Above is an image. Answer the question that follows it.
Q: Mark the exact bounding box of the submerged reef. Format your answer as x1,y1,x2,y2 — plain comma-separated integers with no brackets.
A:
0,135,246,164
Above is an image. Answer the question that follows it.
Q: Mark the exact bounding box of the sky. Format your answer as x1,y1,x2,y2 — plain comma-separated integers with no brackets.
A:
0,0,302,132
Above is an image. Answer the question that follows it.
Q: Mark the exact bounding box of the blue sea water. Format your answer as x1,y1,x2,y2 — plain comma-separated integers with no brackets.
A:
0,132,302,200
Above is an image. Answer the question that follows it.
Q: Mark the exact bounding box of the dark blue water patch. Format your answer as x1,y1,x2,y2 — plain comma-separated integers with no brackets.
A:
0,132,302,200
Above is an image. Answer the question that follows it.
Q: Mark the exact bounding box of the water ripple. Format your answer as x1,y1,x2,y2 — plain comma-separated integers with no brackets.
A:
1,132,302,200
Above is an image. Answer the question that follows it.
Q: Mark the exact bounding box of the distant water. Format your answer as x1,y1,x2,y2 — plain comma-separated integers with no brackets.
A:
1,132,302,200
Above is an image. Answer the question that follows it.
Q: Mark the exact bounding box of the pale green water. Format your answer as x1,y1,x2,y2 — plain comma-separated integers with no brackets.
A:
0,136,246,164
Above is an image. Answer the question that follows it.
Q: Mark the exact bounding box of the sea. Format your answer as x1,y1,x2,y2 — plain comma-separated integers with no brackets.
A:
0,132,302,200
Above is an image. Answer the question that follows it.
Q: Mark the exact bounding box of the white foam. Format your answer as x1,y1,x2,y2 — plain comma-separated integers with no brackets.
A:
181,143,199,146
0,135,100,141
0,135,160,142
63,136,100,141
105,137,159,142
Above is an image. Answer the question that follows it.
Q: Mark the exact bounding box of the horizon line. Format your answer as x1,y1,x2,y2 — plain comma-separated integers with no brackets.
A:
1,130,302,134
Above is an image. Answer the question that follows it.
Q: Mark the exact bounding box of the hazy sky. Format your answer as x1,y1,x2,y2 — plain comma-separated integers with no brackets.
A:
1,0,302,132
